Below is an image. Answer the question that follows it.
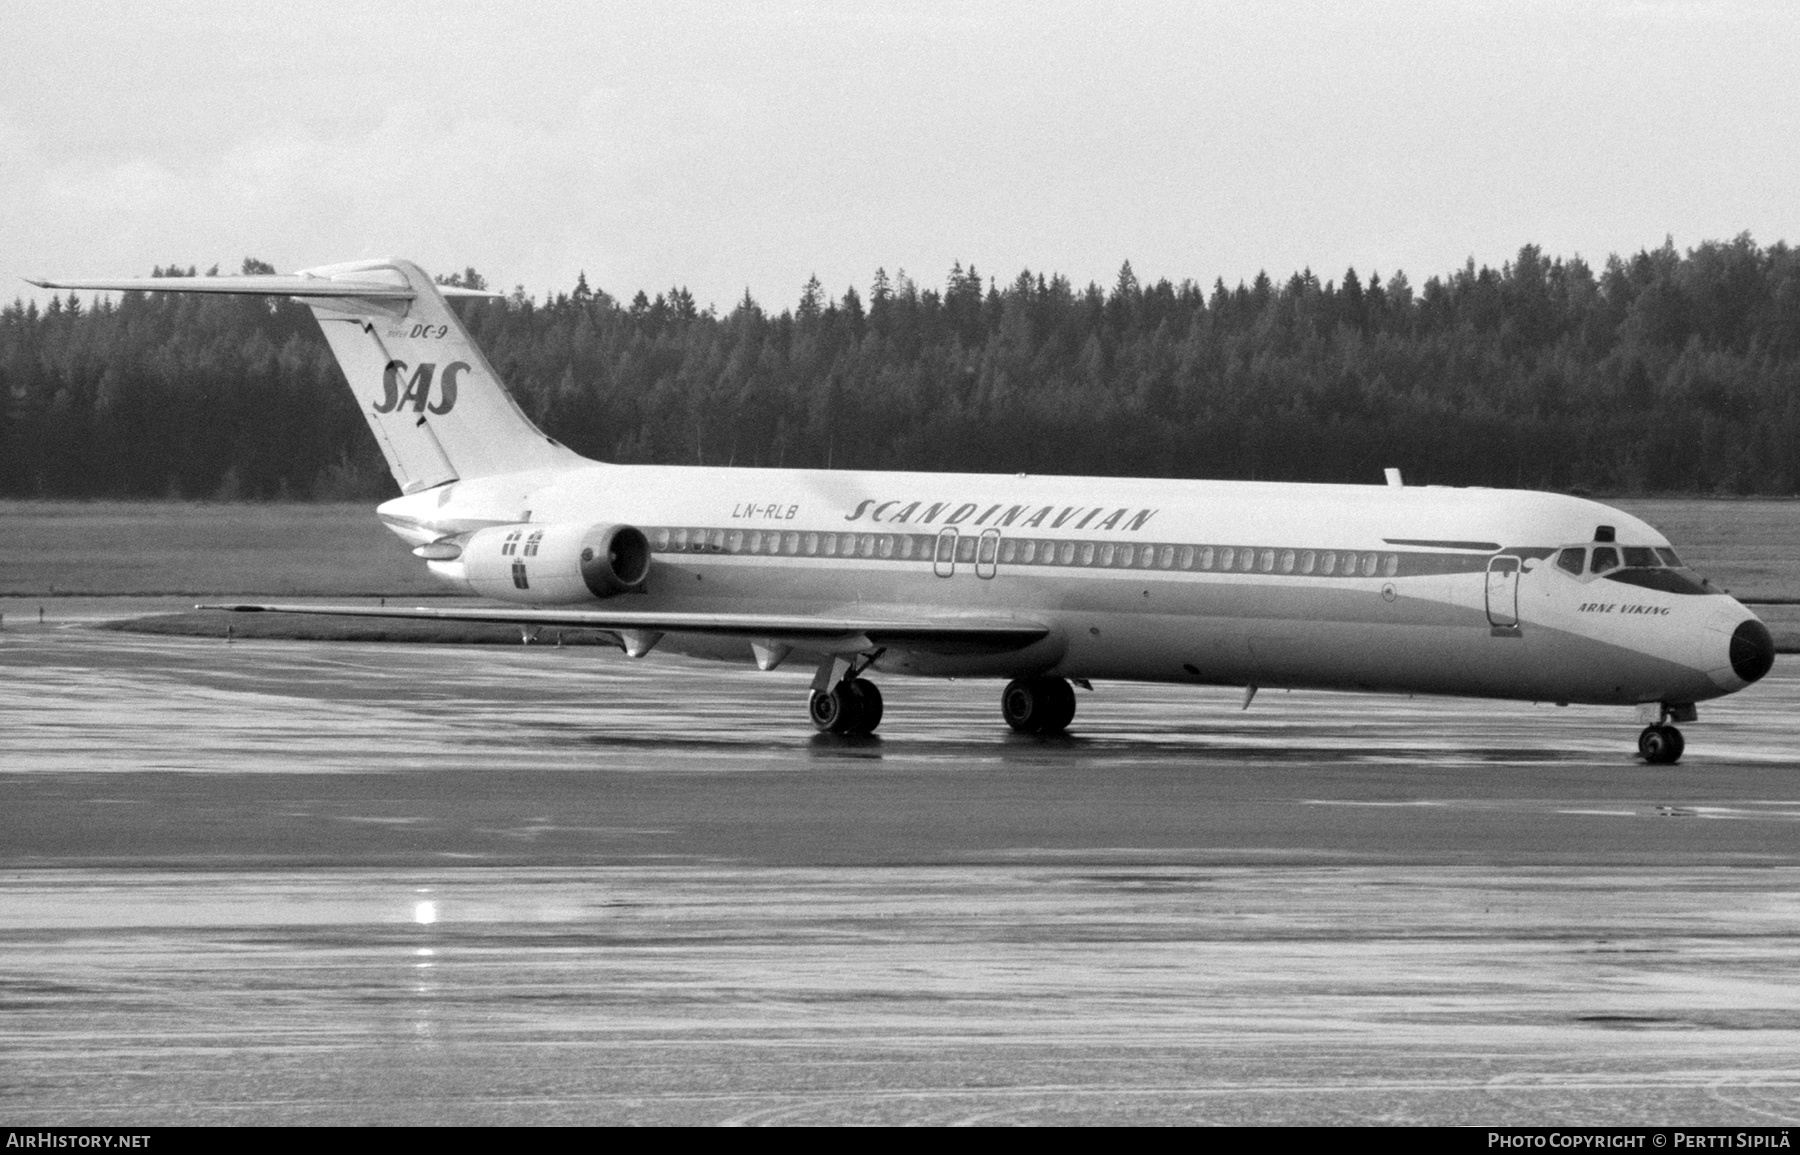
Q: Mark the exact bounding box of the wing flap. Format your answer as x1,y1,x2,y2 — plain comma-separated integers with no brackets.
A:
201,603,1050,654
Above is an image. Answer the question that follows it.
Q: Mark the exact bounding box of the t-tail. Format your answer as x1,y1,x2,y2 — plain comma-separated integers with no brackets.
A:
27,259,580,493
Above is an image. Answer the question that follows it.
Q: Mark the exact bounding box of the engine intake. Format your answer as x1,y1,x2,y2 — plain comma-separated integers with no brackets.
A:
580,524,651,595
461,522,650,604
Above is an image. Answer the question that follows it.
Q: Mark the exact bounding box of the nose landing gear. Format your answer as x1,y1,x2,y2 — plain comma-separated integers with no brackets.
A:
1637,724,1685,765
1636,702,1695,764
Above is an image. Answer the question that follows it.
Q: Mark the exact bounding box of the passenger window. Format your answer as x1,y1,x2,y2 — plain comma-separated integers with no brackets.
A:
803,532,818,555
879,535,894,558
1622,546,1656,567
784,532,799,554
1320,551,1336,575
709,530,726,551
1259,549,1275,573
1361,552,1378,577
1038,540,1056,563
1279,549,1295,574
1383,554,1398,577
1020,540,1037,563
1199,546,1214,570
1000,539,1017,563
1590,547,1619,573
1557,548,1584,575
956,535,977,562
670,528,688,550
1116,545,1135,566
1080,542,1096,565
1177,546,1194,569
1101,543,1117,566
1239,549,1255,572
1300,550,1315,574
859,534,875,557
1157,545,1174,568
1218,547,1234,570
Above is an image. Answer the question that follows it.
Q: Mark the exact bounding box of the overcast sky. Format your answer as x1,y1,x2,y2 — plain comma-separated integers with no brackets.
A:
3,0,1795,311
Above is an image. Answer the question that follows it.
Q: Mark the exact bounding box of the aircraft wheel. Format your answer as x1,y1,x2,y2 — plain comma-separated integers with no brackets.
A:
1002,676,1075,734
846,678,883,735
1040,677,1076,733
809,685,862,735
1638,724,1684,765
1001,678,1040,732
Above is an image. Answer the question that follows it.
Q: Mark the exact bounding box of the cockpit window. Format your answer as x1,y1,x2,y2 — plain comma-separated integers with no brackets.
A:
1551,540,1711,593
1605,566,1713,595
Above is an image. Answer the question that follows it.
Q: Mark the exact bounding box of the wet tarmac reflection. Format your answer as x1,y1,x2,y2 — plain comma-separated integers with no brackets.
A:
3,626,1800,1123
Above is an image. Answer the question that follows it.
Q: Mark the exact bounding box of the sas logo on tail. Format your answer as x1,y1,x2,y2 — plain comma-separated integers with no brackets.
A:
376,360,467,415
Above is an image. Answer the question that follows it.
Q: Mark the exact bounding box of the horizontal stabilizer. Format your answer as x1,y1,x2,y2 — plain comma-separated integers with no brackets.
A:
26,274,501,300
33,258,561,491
201,603,1051,655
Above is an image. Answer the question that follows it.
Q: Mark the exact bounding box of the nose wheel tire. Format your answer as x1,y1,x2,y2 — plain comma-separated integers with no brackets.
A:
1638,724,1685,765
809,677,882,736
1002,676,1077,734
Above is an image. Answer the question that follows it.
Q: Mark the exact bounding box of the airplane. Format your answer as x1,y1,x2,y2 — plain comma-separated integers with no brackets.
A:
29,258,1776,763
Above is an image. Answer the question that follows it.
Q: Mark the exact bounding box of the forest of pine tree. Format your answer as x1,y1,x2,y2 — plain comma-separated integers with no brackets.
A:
4,235,1799,500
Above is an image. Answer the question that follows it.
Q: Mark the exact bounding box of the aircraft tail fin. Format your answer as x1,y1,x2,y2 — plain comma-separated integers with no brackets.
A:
28,259,580,493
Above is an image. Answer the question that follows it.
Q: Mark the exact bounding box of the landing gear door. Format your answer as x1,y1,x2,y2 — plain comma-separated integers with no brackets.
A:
1485,556,1521,628
934,528,958,578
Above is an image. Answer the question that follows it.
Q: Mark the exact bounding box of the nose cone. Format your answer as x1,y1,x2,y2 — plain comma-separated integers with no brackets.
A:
1731,618,1776,685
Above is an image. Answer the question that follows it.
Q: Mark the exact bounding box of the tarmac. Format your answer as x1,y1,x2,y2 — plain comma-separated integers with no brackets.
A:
3,607,1799,1124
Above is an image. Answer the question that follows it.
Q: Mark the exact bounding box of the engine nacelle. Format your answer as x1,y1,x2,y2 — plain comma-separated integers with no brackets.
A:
461,522,650,604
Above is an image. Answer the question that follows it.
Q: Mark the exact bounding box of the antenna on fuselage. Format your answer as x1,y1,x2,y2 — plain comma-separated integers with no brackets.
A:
1384,467,1404,488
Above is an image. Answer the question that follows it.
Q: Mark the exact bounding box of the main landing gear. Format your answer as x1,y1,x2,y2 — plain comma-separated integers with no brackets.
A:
809,650,884,737
1002,676,1076,735
808,677,883,736
1638,724,1685,765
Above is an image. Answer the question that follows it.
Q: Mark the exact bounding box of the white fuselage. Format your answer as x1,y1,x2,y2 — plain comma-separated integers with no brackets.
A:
377,462,1766,709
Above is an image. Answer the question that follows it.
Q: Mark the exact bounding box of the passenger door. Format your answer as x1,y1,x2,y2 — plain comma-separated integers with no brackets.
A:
1485,556,1521,629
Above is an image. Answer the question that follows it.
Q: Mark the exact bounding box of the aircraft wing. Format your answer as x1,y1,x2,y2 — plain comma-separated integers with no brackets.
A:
200,603,1051,655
